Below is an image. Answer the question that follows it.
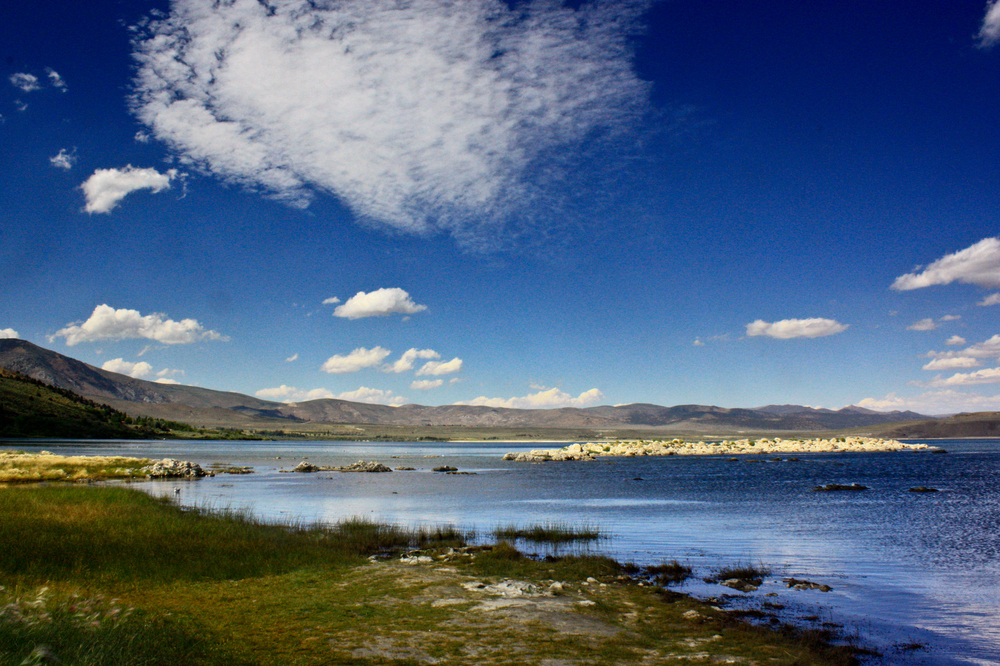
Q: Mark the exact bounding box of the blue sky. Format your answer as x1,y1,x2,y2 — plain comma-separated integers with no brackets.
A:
2,0,1000,414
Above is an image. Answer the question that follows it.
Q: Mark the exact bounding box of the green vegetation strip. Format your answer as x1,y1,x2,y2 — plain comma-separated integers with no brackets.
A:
0,485,861,665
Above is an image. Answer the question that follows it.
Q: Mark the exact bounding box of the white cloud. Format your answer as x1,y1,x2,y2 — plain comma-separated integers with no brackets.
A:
285,353,299,362
49,148,76,170
50,304,227,346
101,358,154,379
135,131,151,143
692,338,705,347
411,379,443,390
930,367,1000,387
0,328,20,339
9,73,40,93
458,387,603,409
745,318,848,339
416,357,463,376
154,378,180,385
907,318,937,332
255,385,336,402
922,357,979,371
928,334,1000,362
130,0,651,242
891,237,1000,291
46,68,67,91
336,386,406,406
860,390,1000,415
320,346,391,373
946,335,967,346
940,314,961,322
384,348,439,373
321,297,341,305
978,0,1000,48
979,293,1000,306
333,288,426,319
80,165,178,214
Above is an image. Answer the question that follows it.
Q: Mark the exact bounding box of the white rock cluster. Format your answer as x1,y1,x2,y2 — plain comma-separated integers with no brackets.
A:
142,458,207,477
503,437,930,462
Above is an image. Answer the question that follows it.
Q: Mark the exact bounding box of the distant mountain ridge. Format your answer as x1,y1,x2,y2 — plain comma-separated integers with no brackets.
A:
0,339,931,433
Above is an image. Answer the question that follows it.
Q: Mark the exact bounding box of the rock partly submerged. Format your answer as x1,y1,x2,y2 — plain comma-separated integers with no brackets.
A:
503,437,932,462
142,458,208,478
290,460,392,473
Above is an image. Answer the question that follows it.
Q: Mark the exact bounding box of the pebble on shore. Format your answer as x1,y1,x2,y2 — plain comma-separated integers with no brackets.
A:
502,437,931,462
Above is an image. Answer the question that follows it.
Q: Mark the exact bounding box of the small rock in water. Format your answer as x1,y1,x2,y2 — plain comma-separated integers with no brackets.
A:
812,483,868,492
433,465,458,472
337,460,392,473
143,458,207,478
292,461,321,473
908,486,939,493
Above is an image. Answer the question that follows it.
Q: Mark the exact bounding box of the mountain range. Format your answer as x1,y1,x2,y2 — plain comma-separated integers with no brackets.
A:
0,338,938,436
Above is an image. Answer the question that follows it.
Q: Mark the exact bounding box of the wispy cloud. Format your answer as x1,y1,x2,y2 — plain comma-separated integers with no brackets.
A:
50,304,227,346
9,73,40,93
49,148,76,170
320,346,391,373
46,68,67,91
745,318,848,339
285,353,299,362
457,387,602,409
333,288,426,320
131,0,651,243
857,390,1000,414
979,293,1000,306
907,318,937,332
891,237,1000,291
0,328,19,339
80,166,178,214
978,0,1000,48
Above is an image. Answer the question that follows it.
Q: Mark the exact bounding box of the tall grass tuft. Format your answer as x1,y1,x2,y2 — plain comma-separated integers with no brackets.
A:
491,522,603,545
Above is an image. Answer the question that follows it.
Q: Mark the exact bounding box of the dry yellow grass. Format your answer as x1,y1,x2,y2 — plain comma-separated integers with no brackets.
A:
0,450,152,484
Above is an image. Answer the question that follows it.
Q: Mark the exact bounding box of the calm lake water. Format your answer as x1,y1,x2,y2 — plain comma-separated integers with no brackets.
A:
7,438,999,664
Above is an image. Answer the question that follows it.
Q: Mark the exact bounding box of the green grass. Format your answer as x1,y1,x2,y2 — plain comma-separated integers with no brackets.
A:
709,563,772,583
646,559,693,585
491,521,603,544
0,485,862,665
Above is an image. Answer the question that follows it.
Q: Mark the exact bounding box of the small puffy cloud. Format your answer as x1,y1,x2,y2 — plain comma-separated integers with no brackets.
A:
692,338,705,347
154,378,180,385
411,379,443,390
320,346,391,373
384,348,439,373
940,314,961,322
978,0,1000,48
335,386,406,406
255,385,336,402
49,148,76,170
946,335,967,346
285,353,299,362
416,357,463,376
930,367,1000,387
0,328,20,339
928,334,1000,362
80,165,178,214
130,0,651,243
135,131,151,143
458,387,603,409
333,288,426,320
922,357,979,371
891,237,1000,291
907,318,937,332
101,358,153,379
321,297,341,305
50,304,227,346
9,73,40,93
46,68,67,91
979,293,1000,307
745,318,848,340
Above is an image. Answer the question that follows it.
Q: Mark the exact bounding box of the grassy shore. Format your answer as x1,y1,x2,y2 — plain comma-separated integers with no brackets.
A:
0,483,865,665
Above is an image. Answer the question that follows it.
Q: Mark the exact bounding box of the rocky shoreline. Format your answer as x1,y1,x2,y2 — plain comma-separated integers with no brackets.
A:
503,436,933,461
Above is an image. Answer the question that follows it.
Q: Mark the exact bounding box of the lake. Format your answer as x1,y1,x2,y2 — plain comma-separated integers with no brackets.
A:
6,438,999,664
